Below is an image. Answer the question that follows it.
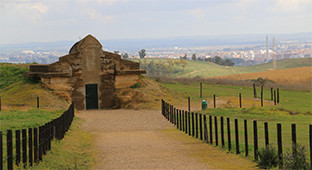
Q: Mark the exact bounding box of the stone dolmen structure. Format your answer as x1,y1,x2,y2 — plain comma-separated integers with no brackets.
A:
25,34,146,110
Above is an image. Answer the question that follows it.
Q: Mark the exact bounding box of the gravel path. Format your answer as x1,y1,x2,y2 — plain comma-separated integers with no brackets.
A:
78,110,257,170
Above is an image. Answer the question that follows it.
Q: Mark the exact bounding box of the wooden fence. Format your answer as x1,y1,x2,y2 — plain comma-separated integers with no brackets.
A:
0,102,75,170
161,99,312,169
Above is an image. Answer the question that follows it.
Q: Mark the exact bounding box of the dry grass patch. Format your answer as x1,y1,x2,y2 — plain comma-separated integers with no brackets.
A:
213,66,312,90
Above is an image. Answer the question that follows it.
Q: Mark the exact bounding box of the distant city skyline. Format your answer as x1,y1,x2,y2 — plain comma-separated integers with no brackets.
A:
1,0,311,45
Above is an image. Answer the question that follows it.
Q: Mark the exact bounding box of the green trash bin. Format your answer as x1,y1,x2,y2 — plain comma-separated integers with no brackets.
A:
202,100,207,110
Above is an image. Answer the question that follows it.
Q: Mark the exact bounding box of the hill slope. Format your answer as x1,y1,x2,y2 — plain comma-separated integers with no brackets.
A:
136,58,312,78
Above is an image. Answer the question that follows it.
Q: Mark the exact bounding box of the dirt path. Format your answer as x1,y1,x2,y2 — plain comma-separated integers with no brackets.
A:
78,110,257,169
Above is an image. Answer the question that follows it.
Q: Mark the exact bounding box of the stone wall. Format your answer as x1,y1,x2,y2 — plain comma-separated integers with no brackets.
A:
41,77,72,102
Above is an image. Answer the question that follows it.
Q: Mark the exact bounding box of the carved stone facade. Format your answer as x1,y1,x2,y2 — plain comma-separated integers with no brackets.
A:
25,35,146,110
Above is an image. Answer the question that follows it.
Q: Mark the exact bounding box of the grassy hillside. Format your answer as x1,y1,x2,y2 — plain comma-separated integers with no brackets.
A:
135,58,312,78
0,63,29,89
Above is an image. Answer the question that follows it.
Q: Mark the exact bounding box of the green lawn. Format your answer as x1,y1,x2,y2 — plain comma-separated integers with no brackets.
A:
0,109,63,132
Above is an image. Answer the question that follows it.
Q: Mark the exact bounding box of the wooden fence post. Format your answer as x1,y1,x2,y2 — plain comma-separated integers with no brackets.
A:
174,108,176,126
37,96,39,109
48,122,52,151
170,105,172,123
43,125,47,155
239,93,242,108
200,82,202,98
22,129,27,167
204,115,208,143
185,111,187,134
192,112,195,137
0,96,1,111
309,125,312,170
227,118,231,151
261,86,263,107
215,116,218,146
29,128,33,166
168,104,170,122
172,106,174,124
244,120,248,157
213,95,216,108
253,83,257,98
271,88,273,101
264,122,269,147
0,131,2,170
195,113,198,138
277,123,283,168
15,130,21,166
221,116,224,147
166,103,168,120
173,108,176,125
235,119,239,154
168,105,171,122
274,90,276,105
188,97,190,112
253,121,258,160
161,100,163,116
277,88,280,104
179,110,182,131
7,130,13,170
209,116,213,144
182,111,185,132
39,126,42,161
292,124,296,154
176,109,179,129
200,114,203,140
34,127,38,164
188,112,191,136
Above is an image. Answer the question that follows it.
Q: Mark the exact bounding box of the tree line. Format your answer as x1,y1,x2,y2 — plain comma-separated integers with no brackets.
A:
139,59,187,76
190,54,234,66
115,49,234,67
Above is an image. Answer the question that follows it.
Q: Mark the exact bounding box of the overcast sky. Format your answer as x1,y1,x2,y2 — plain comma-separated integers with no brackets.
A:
0,0,311,44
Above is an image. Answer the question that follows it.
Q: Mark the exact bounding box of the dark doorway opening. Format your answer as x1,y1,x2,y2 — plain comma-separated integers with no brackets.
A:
85,84,98,110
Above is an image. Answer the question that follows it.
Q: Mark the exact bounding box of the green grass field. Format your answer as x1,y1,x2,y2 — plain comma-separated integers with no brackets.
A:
161,82,312,113
134,58,312,78
0,109,63,131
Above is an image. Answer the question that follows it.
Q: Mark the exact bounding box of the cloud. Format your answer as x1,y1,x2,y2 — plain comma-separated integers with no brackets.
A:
29,3,48,14
188,8,205,20
81,8,117,24
0,1,49,23
272,0,312,12
78,0,128,5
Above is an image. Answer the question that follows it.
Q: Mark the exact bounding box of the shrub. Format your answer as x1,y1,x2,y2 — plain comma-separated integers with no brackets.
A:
130,83,141,88
283,143,310,170
258,144,278,169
